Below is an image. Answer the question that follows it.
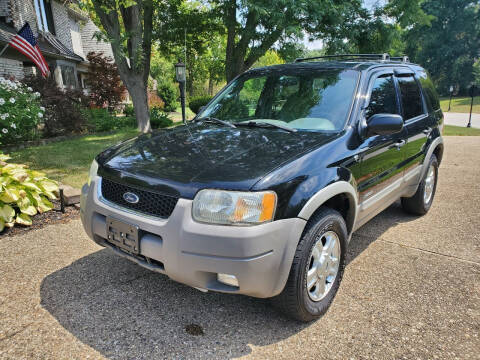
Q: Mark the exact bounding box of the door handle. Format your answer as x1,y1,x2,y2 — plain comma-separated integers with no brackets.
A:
390,140,406,150
423,127,432,135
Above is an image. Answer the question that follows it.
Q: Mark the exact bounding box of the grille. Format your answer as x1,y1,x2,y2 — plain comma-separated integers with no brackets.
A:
100,178,179,218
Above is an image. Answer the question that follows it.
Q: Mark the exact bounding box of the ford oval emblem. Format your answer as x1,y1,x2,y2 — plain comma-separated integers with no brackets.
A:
123,192,140,204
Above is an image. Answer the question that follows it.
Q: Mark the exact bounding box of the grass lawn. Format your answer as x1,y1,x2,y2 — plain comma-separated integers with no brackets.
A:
168,106,196,122
9,129,139,189
444,125,480,136
440,96,479,113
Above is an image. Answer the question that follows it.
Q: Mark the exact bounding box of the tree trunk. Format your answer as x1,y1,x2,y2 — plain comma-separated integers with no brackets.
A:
91,1,153,134
226,55,247,83
126,78,150,133
208,77,214,95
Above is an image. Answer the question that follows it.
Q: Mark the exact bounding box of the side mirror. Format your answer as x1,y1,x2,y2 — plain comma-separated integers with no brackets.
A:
366,113,403,137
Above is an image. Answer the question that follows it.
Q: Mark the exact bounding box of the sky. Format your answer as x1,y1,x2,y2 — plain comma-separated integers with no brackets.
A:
302,0,387,50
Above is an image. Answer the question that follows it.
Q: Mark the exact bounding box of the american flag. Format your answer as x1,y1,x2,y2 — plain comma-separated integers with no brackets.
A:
9,23,50,77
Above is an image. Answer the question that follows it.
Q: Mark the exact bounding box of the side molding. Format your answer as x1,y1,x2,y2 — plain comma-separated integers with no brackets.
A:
298,181,358,234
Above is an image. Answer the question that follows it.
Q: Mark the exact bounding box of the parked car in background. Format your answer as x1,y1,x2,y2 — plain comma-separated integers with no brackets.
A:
81,54,443,322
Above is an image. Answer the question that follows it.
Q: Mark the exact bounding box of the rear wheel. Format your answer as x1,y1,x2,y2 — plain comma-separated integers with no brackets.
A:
271,207,347,322
401,154,438,215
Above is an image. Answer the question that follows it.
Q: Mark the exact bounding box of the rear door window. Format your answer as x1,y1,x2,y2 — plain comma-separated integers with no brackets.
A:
397,76,425,120
365,75,398,119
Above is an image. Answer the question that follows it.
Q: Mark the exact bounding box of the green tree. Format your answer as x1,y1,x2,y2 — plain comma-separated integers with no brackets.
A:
82,0,176,132
154,1,224,97
218,0,362,82
474,60,480,86
404,0,480,94
252,50,285,68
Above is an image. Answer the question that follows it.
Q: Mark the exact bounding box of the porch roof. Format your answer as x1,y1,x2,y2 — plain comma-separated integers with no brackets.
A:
0,22,84,63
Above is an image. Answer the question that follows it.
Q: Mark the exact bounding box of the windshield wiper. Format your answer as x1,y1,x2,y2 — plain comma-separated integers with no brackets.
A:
194,116,236,128
236,121,297,133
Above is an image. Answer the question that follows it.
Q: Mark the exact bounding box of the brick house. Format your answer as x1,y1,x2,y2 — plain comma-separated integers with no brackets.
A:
0,0,113,90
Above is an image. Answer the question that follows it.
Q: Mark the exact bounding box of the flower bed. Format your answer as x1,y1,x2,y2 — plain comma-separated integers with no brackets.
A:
0,77,44,145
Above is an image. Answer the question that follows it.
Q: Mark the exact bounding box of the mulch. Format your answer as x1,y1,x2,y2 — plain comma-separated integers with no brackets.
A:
1,200,80,237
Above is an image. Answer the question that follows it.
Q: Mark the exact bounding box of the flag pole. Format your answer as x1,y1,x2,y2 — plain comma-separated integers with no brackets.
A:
0,44,9,57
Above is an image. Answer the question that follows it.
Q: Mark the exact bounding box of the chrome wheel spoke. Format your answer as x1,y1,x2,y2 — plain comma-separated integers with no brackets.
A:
314,279,326,298
306,231,341,302
327,258,338,277
311,245,321,261
307,268,317,290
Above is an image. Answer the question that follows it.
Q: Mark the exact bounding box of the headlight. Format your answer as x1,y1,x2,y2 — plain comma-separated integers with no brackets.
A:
192,189,277,225
87,160,98,186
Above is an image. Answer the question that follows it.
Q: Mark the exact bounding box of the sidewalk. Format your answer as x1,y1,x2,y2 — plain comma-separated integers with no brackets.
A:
444,112,480,128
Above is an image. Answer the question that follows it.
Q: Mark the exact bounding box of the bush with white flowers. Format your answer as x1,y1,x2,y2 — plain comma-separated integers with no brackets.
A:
0,77,44,145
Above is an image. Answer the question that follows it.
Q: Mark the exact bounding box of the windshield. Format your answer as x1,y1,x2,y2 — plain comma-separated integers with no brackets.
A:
198,68,359,131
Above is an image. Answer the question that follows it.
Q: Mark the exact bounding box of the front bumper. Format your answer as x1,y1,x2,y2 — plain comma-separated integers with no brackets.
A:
80,177,306,298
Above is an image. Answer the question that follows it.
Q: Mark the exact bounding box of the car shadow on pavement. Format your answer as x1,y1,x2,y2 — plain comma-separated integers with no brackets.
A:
40,248,308,359
346,200,419,265
39,201,417,359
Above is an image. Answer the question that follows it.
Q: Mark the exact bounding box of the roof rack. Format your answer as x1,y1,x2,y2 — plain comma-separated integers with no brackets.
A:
294,53,391,63
294,53,411,64
390,56,410,63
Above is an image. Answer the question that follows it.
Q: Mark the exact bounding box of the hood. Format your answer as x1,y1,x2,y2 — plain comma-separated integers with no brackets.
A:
97,123,338,198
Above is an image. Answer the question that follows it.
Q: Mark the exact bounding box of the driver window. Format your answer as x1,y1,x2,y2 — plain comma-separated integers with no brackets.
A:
365,75,398,120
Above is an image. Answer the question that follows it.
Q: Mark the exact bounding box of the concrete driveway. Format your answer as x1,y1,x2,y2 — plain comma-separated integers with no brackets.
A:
444,112,480,128
1,137,479,360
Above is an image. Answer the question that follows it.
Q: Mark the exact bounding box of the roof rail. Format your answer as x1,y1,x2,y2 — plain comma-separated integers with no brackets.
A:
294,53,391,63
390,56,410,63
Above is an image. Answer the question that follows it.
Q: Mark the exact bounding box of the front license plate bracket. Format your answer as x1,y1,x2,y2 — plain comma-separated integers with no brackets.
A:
106,217,140,254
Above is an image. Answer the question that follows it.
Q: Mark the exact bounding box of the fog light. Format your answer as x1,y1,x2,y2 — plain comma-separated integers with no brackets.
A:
217,273,239,287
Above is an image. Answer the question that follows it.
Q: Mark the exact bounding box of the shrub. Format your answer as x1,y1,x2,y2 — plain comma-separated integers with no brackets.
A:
157,81,178,112
86,52,126,110
116,115,137,129
0,153,58,232
84,107,117,132
0,77,44,145
189,95,213,114
22,74,89,137
84,108,136,132
124,103,134,117
148,91,165,109
150,107,173,129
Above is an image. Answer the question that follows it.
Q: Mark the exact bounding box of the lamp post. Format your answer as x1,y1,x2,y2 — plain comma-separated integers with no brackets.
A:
175,60,186,124
447,85,453,112
467,84,476,128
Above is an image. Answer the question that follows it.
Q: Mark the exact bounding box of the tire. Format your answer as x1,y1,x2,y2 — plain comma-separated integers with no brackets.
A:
401,154,438,216
271,207,348,322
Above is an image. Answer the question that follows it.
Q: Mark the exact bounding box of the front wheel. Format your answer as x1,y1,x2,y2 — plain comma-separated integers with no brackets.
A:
271,207,347,322
401,154,438,215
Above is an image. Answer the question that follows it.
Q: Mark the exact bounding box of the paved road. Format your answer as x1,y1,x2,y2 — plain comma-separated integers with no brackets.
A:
1,137,479,360
444,112,480,128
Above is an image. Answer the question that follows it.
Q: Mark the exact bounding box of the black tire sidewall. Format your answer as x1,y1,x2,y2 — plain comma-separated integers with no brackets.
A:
297,212,348,319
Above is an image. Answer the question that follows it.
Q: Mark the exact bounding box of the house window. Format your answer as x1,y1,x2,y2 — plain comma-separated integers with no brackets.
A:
61,65,76,88
34,0,56,35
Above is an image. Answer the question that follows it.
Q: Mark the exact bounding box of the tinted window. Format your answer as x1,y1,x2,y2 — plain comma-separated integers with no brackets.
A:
365,75,398,119
397,76,424,119
418,71,440,111
201,69,359,131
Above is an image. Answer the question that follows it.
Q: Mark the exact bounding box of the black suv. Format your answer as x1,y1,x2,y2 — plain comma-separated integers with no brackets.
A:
80,54,443,322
